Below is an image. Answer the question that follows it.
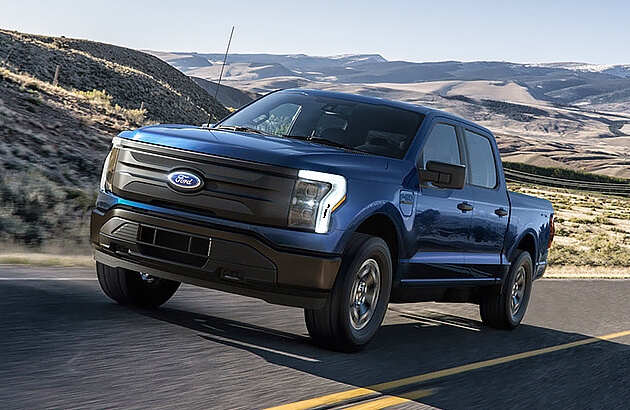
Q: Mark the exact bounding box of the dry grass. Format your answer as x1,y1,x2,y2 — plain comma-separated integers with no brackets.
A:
0,253,93,267
0,67,150,129
77,89,148,126
544,266,630,279
3,253,627,278
509,184,630,268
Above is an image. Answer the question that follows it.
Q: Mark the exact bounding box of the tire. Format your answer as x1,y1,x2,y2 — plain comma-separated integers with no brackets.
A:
305,234,392,352
96,262,180,308
479,250,533,330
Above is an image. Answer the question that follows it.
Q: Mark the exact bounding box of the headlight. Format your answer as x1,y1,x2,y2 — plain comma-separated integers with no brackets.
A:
288,170,346,233
99,137,123,192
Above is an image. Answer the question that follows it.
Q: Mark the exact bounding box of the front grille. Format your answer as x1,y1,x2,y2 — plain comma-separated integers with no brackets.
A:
111,140,297,227
110,222,139,242
138,225,210,267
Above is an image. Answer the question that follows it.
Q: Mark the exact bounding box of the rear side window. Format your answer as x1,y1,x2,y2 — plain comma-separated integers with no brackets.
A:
465,129,497,188
421,123,461,167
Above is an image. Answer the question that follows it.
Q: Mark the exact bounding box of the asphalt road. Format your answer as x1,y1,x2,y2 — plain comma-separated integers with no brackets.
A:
1,265,629,409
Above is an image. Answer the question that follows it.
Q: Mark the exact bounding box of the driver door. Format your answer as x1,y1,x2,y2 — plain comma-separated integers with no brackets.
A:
405,120,474,281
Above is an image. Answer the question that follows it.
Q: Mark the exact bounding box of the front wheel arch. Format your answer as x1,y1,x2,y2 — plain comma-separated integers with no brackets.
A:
305,234,393,352
352,213,400,261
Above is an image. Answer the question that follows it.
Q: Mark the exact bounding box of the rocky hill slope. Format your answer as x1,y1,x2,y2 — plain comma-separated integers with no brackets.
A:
1,30,228,124
191,76,260,110
0,30,228,251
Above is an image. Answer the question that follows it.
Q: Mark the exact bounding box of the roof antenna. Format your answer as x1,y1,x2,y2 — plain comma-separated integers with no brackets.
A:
207,26,234,126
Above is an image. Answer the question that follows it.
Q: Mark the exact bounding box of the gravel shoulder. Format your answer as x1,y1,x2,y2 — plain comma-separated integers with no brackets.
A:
1,254,629,278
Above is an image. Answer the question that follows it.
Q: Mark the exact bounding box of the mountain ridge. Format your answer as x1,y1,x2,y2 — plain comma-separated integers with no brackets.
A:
147,51,630,112
148,50,630,179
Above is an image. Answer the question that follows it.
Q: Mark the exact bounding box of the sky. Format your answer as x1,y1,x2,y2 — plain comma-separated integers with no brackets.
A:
1,0,628,64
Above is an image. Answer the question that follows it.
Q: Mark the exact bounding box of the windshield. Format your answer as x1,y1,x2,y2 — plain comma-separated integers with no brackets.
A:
216,92,425,159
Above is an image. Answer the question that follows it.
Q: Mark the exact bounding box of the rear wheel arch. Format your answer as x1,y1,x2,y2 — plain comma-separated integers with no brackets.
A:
480,249,533,330
515,232,537,265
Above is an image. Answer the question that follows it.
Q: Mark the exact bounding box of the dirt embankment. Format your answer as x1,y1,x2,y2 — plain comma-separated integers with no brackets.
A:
0,29,229,251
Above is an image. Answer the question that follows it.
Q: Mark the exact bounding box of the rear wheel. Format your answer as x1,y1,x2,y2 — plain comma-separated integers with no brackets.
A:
96,262,180,308
479,250,533,330
305,235,392,352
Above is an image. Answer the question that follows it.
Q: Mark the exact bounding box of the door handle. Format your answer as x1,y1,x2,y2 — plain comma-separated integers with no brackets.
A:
457,202,474,212
495,208,509,217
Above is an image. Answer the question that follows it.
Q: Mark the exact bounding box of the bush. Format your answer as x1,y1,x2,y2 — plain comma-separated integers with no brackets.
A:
78,89,147,126
24,95,42,106
0,170,95,250
24,81,39,91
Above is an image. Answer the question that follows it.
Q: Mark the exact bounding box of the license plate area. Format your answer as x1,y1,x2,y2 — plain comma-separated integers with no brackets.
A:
137,225,212,267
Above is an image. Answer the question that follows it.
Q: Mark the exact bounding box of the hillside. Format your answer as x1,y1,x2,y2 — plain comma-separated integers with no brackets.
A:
1,30,228,124
148,51,630,179
191,76,260,110
0,30,228,251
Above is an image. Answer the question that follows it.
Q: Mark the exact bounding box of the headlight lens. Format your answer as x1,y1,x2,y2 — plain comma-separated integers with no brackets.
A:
99,137,122,192
288,170,346,233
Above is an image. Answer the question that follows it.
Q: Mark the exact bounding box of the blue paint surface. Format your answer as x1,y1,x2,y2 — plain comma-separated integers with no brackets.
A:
106,89,553,285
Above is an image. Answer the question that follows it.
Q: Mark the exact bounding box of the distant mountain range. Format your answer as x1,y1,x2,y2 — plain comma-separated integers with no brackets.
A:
146,51,630,113
146,51,630,179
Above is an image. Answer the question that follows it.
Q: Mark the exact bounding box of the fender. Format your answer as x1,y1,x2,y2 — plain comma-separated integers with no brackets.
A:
337,201,406,258
504,229,539,271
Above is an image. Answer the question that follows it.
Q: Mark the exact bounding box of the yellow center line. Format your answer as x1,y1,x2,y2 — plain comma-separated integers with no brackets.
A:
263,329,630,410
342,389,433,410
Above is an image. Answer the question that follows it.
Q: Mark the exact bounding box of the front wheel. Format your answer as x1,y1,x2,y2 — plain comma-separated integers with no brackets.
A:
96,262,180,308
479,250,533,330
305,235,392,352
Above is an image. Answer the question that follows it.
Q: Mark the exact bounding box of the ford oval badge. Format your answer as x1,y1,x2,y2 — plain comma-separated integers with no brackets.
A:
167,170,204,193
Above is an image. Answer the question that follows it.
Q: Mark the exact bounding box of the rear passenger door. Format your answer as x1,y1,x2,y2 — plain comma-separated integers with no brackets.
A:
463,127,510,278
406,120,475,281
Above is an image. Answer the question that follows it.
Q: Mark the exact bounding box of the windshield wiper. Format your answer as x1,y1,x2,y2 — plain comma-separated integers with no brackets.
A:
283,135,355,150
212,125,275,136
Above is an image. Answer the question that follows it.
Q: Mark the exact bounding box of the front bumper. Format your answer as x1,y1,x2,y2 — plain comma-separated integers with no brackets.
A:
534,260,547,280
91,206,341,309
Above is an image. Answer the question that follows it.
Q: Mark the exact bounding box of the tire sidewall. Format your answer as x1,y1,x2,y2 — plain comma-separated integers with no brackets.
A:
337,237,392,348
123,268,180,308
504,251,533,328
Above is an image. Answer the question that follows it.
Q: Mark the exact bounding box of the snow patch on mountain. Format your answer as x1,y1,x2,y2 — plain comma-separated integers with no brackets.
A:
528,62,630,78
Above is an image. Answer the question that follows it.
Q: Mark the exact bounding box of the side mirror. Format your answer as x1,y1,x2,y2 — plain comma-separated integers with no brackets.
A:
419,160,466,189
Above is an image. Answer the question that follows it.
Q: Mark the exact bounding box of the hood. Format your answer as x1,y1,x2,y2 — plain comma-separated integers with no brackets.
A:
119,124,389,176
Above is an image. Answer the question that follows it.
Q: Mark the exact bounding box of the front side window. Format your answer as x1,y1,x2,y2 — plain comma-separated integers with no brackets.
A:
217,92,425,159
421,123,461,167
465,129,497,189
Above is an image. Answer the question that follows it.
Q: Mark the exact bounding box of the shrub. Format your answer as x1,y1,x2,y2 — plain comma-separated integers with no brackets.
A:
0,170,95,250
24,81,39,91
24,95,42,106
78,89,147,126
569,217,597,225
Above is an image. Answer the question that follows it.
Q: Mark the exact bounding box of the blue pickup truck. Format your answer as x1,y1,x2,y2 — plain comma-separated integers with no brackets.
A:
91,89,554,351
